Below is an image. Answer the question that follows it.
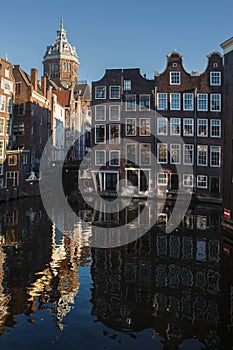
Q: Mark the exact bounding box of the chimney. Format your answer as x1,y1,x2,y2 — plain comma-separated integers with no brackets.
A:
47,85,52,100
41,76,47,96
31,68,38,91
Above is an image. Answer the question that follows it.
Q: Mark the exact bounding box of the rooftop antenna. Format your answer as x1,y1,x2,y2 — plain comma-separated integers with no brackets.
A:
5,53,8,61
60,18,64,30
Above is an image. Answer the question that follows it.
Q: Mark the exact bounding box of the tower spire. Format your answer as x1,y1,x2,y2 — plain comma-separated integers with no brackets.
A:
60,18,64,30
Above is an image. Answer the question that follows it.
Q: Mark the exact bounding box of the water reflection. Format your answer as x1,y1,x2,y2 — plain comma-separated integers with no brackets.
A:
0,196,232,349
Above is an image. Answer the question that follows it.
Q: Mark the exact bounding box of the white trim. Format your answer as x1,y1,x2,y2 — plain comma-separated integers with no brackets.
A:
170,143,181,164
183,144,194,165
95,124,106,144
109,86,121,99
183,118,194,136
95,150,106,166
157,143,168,164
183,93,194,111
197,119,208,137
0,117,5,136
109,150,120,166
170,93,181,110
197,145,208,166
170,117,181,135
140,143,151,166
210,93,221,112
157,93,168,110
109,105,120,121
157,117,168,135
170,71,181,85
210,145,221,167
157,172,168,186
210,119,221,138
210,71,221,86
125,143,137,165
197,175,208,189
139,94,150,111
109,124,120,144
95,86,106,99
125,118,136,136
95,105,106,121
197,93,208,111
183,174,193,187
139,118,151,136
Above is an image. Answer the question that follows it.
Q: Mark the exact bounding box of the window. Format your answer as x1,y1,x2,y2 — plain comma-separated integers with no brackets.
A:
170,144,181,164
139,95,150,111
170,118,180,135
109,105,120,121
210,146,221,167
210,94,221,112
124,80,131,91
157,143,168,163
1,78,13,92
157,173,168,186
125,95,136,111
14,103,25,116
6,171,18,187
0,95,6,112
95,105,106,121
140,118,150,135
197,175,207,188
183,144,194,165
8,155,17,166
183,174,193,187
109,124,120,144
210,72,221,86
13,123,25,136
197,119,208,137
8,98,12,114
197,145,208,166
126,144,137,165
210,119,221,137
22,155,28,165
170,72,180,85
109,150,120,166
183,118,194,136
110,86,120,99
95,150,106,166
157,93,167,110
157,117,167,135
197,94,208,111
0,163,3,175
95,125,106,143
15,82,21,94
0,118,4,135
125,118,136,136
183,93,194,110
140,144,151,165
170,93,180,110
95,86,106,99
0,141,4,158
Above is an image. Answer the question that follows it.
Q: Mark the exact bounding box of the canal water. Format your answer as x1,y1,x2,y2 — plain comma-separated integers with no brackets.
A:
0,195,232,350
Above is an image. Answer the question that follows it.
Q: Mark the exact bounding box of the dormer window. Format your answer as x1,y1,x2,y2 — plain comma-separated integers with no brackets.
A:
170,71,180,85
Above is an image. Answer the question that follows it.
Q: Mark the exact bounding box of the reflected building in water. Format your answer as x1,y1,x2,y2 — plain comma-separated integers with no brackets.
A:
90,204,229,349
0,198,90,333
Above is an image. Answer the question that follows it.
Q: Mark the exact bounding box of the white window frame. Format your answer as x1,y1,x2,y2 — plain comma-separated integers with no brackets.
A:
170,144,181,164
197,94,208,111
95,105,106,121
0,141,4,158
210,94,221,112
125,118,136,136
109,105,120,121
125,94,136,111
183,118,194,136
22,155,28,165
210,72,221,86
124,80,131,91
140,144,151,166
183,174,193,188
109,124,120,144
157,143,168,164
170,93,181,110
7,97,13,114
0,95,6,112
139,118,150,136
109,150,120,166
95,86,106,99
0,163,3,175
183,93,194,111
109,86,120,99
170,117,181,135
126,143,137,165
157,93,168,110
157,172,168,186
170,71,181,85
197,145,208,166
157,117,168,135
197,119,208,137
210,146,221,167
139,94,150,111
8,155,17,166
0,118,4,136
210,119,221,138
6,171,18,187
95,125,106,144
197,175,208,189
95,150,106,166
183,144,194,165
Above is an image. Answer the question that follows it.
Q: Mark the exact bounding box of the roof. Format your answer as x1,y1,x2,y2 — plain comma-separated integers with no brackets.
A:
74,83,91,101
53,90,71,106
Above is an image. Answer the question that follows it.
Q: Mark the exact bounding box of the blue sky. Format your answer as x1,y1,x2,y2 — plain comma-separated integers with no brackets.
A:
1,0,232,83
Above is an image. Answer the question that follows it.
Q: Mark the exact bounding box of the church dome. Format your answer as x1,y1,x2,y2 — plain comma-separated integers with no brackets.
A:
43,19,79,64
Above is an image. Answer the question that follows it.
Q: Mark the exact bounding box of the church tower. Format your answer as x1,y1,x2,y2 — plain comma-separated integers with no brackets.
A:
43,19,79,89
